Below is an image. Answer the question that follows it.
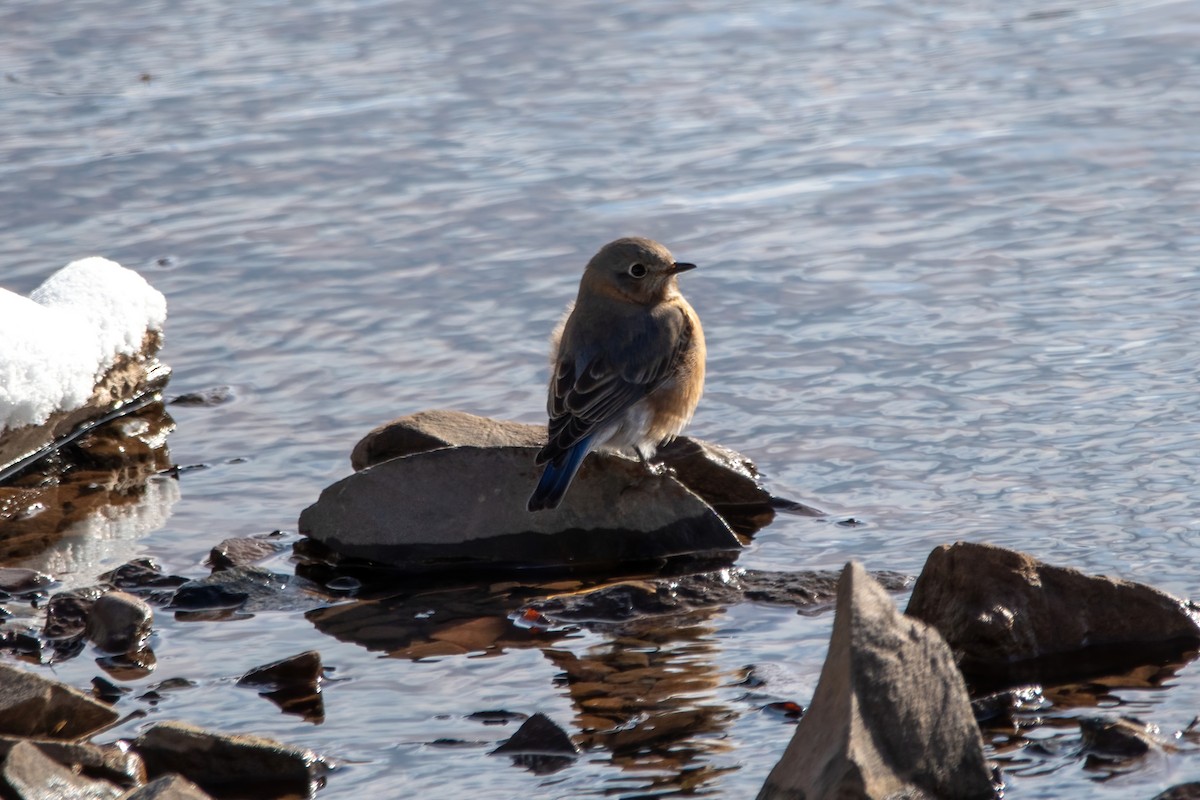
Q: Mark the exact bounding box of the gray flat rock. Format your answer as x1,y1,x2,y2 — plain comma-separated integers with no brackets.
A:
300,445,740,572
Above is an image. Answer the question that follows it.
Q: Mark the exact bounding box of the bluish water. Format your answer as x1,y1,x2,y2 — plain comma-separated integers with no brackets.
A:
3,0,1200,797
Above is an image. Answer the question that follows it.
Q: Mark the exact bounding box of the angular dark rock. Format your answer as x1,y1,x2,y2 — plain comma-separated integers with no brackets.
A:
99,560,190,598
237,650,322,689
1155,784,1200,800
87,591,153,653
491,712,578,775
170,567,317,615
1,740,122,800
757,562,996,800
0,662,119,739
906,541,1200,686
131,721,326,797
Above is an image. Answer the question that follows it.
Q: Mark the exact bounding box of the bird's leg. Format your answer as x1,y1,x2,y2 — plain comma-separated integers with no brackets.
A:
635,445,671,477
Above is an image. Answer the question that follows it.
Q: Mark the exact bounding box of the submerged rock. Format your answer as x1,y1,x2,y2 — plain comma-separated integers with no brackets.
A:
300,444,741,574
207,535,286,571
131,721,326,798
906,541,1200,686
1078,716,1168,761
237,650,325,722
757,562,995,800
0,662,119,739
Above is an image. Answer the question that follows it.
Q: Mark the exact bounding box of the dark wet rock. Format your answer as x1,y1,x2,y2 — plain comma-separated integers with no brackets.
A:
467,710,528,726
238,650,322,688
1155,784,1200,800
207,536,286,571
971,685,1048,727
91,677,131,704
45,586,110,640
131,721,327,798
0,736,145,789
119,774,215,800
1078,716,1167,760
0,626,43,660
169,567,319,615
491,712,578,775
237,650,324,722
757,562,995,800
906,541,1200,686
0,661,119,738
0,568,53,598
99,560,189,601
523,568,910,623
300,444,742,574
1,740,122,800
169,386,234,407
87,591,153,653
347,410,787,529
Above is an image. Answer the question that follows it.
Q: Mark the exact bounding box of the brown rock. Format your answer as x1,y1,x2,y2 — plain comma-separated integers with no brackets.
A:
0,736,145,789
1078,716,1167,760
119,774,214,800
300,445,741,573
0,662,119,739
1155,783,1200,800
0,568,53,596
131,721,326,797
207,536,286,571
757,562,995,800
1,740,121,800
905,541,1200,685
237,650,322,688
87,591,153,653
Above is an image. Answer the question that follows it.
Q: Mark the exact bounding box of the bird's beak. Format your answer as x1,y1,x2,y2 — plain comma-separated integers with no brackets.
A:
669,262,697,274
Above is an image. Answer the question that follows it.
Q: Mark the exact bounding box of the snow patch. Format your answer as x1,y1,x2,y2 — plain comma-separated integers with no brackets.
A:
0,257,167,431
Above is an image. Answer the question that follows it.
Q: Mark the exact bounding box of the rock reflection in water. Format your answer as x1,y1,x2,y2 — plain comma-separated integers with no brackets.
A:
0,402,178,587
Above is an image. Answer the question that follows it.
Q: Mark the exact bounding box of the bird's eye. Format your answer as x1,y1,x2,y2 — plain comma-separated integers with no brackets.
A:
628,263,647,278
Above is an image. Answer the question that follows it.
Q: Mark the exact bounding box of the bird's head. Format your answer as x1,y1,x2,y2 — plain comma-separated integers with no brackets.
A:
583,237,696,305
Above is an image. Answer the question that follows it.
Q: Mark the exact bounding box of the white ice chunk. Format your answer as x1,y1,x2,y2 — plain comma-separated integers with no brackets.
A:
0,257,167,431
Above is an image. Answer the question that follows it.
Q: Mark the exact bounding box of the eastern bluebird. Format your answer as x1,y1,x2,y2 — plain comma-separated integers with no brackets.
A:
527,237,706,511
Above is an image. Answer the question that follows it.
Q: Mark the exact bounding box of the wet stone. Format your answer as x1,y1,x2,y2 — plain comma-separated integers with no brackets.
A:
1,740,122,800
1155,784,1200,800
45,586,109,639
207,536,286,571
99,560,189,601
169,386,234,407
0,568,53,597
1078,716,1166,760
87,591,153,653
491,712,578,775
467,710,528,726
170,567,319,615
92,676,131,704
0,736,146,790
131,721,327,798
238,650,322,689
0,661,119,739
971,685,1048,727
97,647,157,681
0,626,42,660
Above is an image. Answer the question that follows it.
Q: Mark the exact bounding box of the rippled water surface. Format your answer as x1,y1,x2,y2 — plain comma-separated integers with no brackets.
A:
3,0,1200,797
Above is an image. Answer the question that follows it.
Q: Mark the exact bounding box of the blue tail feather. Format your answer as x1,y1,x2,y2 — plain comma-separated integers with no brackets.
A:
528,436,594,511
